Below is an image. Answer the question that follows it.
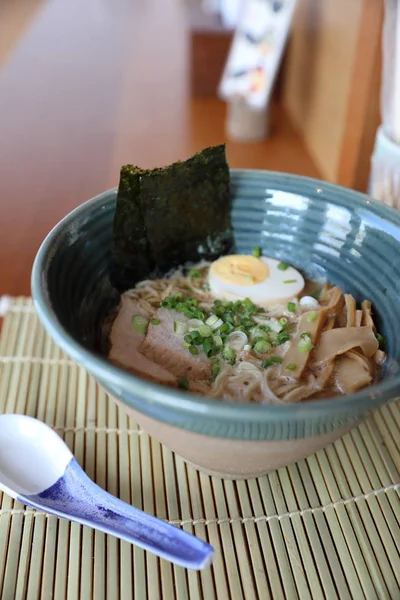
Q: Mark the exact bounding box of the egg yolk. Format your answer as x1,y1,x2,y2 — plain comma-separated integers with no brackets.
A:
209,255,269,286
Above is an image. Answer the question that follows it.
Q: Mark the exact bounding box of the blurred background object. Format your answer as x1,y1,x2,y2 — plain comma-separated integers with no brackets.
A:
282,0,383,190
0,0,384,296
369,0,400,208
219,0,296,141
189,0,234,96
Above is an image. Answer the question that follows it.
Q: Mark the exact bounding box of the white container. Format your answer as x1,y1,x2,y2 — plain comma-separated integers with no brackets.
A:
369,125,400,208
225,95,270,142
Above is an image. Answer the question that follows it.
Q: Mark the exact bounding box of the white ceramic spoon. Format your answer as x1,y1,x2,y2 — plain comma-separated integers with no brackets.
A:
0,414,214,570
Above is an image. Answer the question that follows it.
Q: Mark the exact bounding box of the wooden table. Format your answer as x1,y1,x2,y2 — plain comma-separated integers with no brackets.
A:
0,0,320,297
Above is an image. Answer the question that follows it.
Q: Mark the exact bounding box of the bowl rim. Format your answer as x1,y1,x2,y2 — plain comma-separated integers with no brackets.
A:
31,169,400,423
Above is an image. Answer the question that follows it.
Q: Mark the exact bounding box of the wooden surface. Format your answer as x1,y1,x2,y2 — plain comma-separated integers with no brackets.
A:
283,0,381,185
0,0,320,297
337,0,383,191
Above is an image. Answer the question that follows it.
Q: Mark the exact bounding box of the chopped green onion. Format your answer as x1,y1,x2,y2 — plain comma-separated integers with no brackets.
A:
244,344,252,352
275,332,290,345
175,303,186,312
211,363,220,380
151,318,160,325
300,332,312,340
268,319,283,333
251,335,267,346
279,317,288,326
297,335,314,352
214,299,222,307
227,331,249,351
177,376,189,390
184,310,195,319
187,318,204,331
184,334,192,344
206,314,219,327
131,315,148,334
203,338,215,358
183,342,191,348
287,302,296,313
199,325,212,338
189,346,199,355
270,355,283,363
250,327,269,340
174,321,187,335
190,330,200,340
243,298,256,310
284,280,297,284
261,355,283,369
161,296,176,308
213,335,223,347
254,340,272,354
206,314,224,330
376,333,384,347
241,319,255,329
189,269,201,279
286,363,297,371
307,311,317,323
223,345,235,364
277,262,289,271
252,247,261,258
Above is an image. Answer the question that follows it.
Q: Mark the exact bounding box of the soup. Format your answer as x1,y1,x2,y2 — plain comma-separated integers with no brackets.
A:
108,254,385,404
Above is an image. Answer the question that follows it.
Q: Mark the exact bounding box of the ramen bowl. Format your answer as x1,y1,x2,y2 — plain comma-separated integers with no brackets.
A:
31,170,400,479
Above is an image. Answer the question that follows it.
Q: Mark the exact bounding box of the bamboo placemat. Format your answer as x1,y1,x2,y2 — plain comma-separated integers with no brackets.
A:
0,298,399,600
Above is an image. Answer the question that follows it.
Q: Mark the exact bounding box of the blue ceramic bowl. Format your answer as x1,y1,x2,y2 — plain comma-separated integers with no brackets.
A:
32,170,400,478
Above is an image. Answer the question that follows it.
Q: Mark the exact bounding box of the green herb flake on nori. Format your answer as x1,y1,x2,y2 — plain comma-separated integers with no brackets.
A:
112,144,234,290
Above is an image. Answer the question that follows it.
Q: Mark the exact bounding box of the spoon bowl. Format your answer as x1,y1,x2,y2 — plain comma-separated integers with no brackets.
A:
0,414,214,570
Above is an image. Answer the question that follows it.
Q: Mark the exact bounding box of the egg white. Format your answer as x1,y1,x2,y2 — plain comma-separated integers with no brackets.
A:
208,256,305,305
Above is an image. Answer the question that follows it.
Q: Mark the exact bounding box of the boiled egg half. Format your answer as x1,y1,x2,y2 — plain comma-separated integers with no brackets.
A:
209,255,305,305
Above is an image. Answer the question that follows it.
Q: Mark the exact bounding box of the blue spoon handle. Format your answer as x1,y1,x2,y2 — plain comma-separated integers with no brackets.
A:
20,459,213,570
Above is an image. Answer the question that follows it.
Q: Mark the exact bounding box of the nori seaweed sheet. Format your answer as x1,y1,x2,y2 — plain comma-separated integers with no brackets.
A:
112,166,154,290
141,144,233,270
112,144,234,290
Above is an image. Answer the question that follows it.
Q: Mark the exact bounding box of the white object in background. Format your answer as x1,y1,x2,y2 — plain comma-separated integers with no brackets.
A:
226,95,270,141
219,0,297,111
394,0,400,142
201,0,222,14
220,0,243,29
369,125,400,208
369,0,400,207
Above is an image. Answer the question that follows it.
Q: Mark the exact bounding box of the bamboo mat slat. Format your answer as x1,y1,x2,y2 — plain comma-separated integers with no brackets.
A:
0,298,399,600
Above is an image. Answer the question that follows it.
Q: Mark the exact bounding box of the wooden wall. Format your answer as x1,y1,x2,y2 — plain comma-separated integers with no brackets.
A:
282,0,383,190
